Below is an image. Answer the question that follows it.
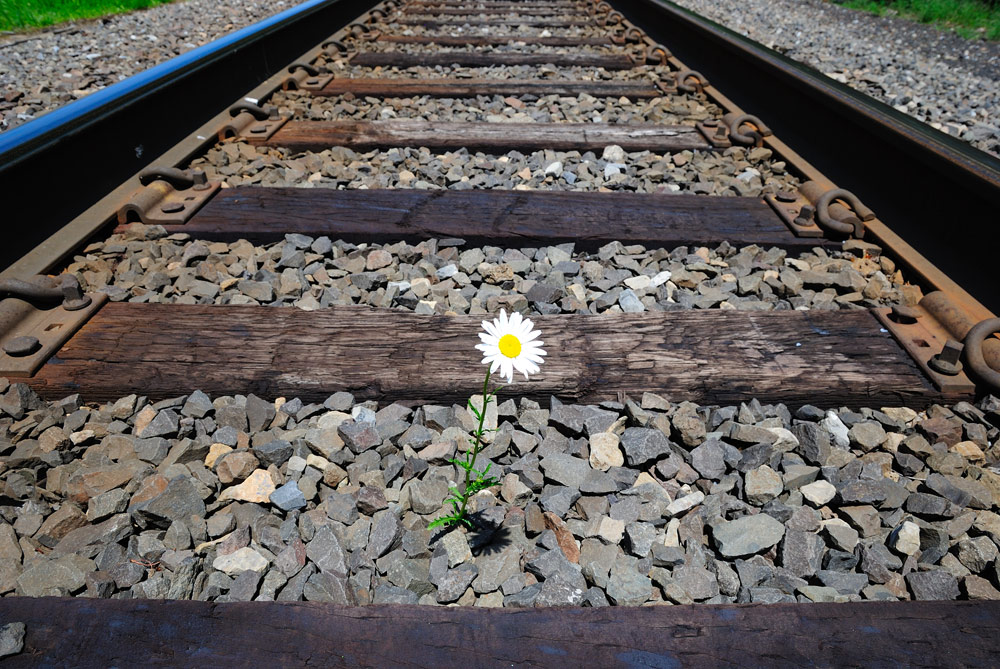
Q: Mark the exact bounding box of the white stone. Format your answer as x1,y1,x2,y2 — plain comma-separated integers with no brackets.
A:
800,480,837,506
589,432,624,471
890,521,921,556
544,161,563,176
624,275,652,291
766,427,800,451
651,271,672,287
594,516,625,544
745,465,783,505
441,530,472,567
822,411,851,448
213,547,268,575
602,144,627,163
665,491,705,517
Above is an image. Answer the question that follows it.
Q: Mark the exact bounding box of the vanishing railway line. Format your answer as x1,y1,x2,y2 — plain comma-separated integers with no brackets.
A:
1,0,999,664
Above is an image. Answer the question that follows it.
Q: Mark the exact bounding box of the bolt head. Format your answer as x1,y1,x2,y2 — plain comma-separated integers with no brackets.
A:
3,336,40,357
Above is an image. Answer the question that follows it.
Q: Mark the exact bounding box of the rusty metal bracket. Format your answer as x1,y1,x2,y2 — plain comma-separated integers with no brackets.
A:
645,44,672,65
282,63,334,92
873,304,977,394
218,102,291,142
1,275,106,377
622,27,643,44
322,39,352,57
675,70,708,95
601,10,624,26
723,112,772,147
116,167,220,226
764,189,824,238
695,118,731,149
964,319,1000,393
778,181,873,239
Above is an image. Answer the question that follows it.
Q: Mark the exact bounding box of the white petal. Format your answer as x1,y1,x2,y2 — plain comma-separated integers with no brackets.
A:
509,311,523,329
498,309,509,329
522,329,541,343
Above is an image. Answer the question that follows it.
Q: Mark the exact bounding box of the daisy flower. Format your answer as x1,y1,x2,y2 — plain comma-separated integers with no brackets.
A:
476,309,546,383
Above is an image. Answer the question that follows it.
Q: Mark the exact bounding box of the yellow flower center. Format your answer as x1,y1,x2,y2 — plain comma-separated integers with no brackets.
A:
498,334,522,358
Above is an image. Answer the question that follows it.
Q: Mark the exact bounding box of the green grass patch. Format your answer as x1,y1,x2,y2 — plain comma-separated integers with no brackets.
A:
0,0,177,32
833,0,1000,40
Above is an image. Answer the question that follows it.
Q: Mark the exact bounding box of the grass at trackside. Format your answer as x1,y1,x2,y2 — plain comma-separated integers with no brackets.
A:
0,0,176,32
834,0,1000,40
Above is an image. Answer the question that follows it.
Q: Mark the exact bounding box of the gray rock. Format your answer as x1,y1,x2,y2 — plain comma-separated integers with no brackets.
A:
906,570,960,601
816,570,869,595
245,394,276,432
625,522,658,558
0,622,25,658
409,477,449,514
307,526,349,575
745,465,783,505
538,486,581,517
130,476,206,524
504,582,542,607
181,390,214,418
712,514,785,557
539,453,592,488
138,409,179,438
780,530,825,578
339,420,382,454
303,571,355,604
690,440,727,480
620,428,672,467
435,563,479,603
367,510,402,559
534,572,587,606
848,421,886,451
357,486,388,515
373,584,421,605
606,558,652,605
672,564,720,601
270,481,307,511
17,556,91,596
254,440,293,467
860,541,903,584
473,548,521,594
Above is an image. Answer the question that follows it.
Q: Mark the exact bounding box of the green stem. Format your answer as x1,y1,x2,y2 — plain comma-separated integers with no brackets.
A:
458,367,492,522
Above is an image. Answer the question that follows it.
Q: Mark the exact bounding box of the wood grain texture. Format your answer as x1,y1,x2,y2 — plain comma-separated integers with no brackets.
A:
147,187,819,251
406,1,587,6
27,304,953,408
315,78,662,98
375,35,617,46
401,6,586,15
1,598,998,668
350,51,636,69
261,119,707,153
394,17,594,26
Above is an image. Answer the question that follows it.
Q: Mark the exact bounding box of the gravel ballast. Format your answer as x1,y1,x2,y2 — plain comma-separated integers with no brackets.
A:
0,0,289,134
671,0,1000,157
188,143,798,194
68,231,916,312
2,378,999,606
270,90,720,125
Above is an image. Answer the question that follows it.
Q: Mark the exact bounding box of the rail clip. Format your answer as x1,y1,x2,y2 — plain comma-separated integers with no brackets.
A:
1,275,106,377
116,167,221,227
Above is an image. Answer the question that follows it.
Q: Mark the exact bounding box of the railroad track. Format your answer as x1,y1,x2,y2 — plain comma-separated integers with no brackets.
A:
1,0,1000,664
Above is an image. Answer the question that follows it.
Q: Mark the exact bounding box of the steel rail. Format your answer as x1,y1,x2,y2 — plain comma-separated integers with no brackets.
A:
615,0,1000,317
0,0,379,275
